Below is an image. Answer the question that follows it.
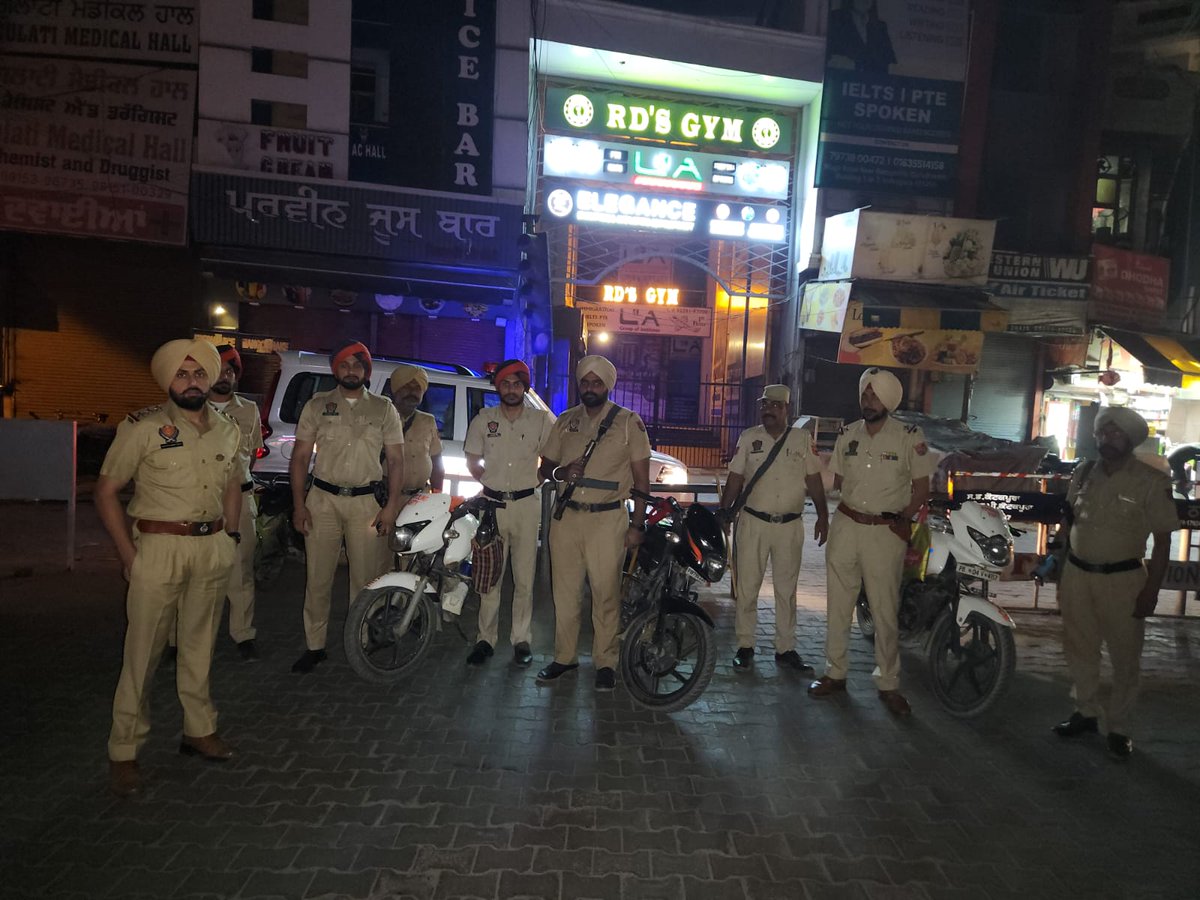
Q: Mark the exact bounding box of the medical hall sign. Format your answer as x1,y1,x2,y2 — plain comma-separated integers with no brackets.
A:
349,0,494,194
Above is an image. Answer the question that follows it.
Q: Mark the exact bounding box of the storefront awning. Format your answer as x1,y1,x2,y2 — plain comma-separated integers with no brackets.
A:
1101,328,1200,388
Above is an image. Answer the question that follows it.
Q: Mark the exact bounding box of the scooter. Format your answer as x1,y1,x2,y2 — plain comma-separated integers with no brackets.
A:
855,500,1017,718
343,492,503,684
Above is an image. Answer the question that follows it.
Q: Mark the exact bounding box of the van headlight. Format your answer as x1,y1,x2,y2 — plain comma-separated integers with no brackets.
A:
390,520,430,552
656,463,688,485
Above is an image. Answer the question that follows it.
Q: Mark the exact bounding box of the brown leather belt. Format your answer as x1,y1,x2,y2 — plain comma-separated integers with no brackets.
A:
136,518,224,537
836,503,899,525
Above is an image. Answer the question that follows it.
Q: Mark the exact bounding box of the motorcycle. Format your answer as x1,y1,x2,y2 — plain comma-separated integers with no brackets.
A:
253,478,303,588
855,500,1017,718
618,489,726,713
343,492,503,684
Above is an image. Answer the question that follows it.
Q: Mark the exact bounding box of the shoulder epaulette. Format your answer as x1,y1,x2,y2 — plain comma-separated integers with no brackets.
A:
837,425,846,435
126,404,162,423
905,423,918,433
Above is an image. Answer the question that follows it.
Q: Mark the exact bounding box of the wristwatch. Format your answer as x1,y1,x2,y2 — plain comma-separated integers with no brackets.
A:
227,531,242,545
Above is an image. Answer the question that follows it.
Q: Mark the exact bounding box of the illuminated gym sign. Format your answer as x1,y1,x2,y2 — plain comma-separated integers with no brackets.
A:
601,285,680,305
543,182,787,244
545,86,793,154
542,136,791,200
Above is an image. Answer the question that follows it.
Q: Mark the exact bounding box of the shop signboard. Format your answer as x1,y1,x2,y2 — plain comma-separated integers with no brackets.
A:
191,171,523,269
815,0,969,196
0,0,199,64
579,302,713,338
542,135,791,200
197,121,348,181
799,280,853,332
0,57,195,245
1090,244,1170,327
836,301,987,373
543,182,787,243
818,210,996,286
986,250,1090,336
544,86,794,155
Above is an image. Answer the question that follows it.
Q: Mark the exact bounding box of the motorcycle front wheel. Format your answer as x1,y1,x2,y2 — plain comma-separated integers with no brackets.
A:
343,586,437,684
619,609,716,713
927,608,1016,718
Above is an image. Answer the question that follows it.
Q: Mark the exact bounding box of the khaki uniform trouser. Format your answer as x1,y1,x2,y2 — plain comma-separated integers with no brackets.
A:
477,493,541,649
109,531,236,762
824,512,907,691
548,506,628,668
733,514,805,653
226,493,258,643
1058,562,1147,736
302,489,389,650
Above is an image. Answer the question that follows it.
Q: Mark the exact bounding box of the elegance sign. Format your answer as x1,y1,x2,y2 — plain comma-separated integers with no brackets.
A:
545,86,793,154
542,135,791,200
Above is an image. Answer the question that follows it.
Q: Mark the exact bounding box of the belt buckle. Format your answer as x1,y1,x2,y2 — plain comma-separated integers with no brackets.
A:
197,522,211,535
501,491,514,501
770,514,784,524
338,486,354,497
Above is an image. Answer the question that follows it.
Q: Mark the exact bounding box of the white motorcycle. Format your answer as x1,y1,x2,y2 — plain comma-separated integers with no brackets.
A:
855,500,1017,718
343,492,503,684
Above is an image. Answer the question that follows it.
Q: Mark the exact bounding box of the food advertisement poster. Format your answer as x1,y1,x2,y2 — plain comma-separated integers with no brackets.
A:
837,301,986,373
799,280,852,332
818,210,996,286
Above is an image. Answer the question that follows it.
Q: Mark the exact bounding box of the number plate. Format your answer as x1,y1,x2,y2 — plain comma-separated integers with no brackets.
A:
958,563,1000,582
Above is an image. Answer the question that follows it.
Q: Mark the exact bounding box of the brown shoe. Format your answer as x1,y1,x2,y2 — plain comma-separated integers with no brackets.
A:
109,760,141,798
807,676,847,697
879,690,912,717
179,733,235,762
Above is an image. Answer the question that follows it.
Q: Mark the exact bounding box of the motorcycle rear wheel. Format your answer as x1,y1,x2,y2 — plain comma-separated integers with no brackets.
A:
927,608,1016,718
855,591,876,642
620,609,716,713
343,586,437,684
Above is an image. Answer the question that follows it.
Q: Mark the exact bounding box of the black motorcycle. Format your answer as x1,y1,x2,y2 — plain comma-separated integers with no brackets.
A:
619,489,726,713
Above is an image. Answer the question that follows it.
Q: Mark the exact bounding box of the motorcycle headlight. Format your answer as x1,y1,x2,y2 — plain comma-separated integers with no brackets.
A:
390,519,430,552
655,463,688,485
702,554,726,583
966,526,1011,567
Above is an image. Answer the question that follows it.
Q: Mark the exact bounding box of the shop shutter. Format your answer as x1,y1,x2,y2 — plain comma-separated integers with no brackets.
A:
955,333,1037,441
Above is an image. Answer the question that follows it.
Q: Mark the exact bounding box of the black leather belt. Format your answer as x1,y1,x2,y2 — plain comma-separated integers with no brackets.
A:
241,481,253,493
398,487,422,496
312,477,375,497
564,499,622,513
484,487,536,501
1068,553,1142,575
745,507,802,524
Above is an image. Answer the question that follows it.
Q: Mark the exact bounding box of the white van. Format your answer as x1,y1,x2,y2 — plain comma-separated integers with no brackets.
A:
253,351,689,496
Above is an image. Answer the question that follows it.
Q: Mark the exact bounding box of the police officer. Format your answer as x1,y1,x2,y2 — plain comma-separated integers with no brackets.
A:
719,384,828,672
809,368,935,716
388,364,444,497
95,340,242,798
210,345,264,660
537,356,651,691
463,359,555,667
1052,407,1179,759
290,341,405,673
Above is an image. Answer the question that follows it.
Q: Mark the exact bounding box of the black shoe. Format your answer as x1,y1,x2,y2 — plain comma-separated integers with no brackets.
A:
162,645,178,665
774,650,814,672
536,661,579,681
1052,711,1098,737
466,640,494,666
513,643,533,666
733,647,754,670
237,640,258,662
1107,732,1133,760
291,649,327,673
595,667,616,691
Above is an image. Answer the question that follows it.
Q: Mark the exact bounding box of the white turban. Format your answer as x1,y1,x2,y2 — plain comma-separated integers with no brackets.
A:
389,364,429,396
1095,407,1149,447
150,339,222,394
859,367,903,412
577,355,617,391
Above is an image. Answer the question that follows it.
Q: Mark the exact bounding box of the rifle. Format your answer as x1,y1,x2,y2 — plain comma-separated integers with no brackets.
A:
552,404,621,520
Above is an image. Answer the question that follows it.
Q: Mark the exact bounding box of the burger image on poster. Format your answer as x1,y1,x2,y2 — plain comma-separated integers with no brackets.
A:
420,299,445,315
331,290,358,308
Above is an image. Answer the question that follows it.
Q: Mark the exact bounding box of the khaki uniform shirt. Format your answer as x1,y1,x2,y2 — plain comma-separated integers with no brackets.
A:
1069,457,1180,563
296,388,404,487
100,402,241,522
210,393,263,484
397,410,443,491
728,424,823,515
831,416,935,516
542,401,652,504
464,404,556,492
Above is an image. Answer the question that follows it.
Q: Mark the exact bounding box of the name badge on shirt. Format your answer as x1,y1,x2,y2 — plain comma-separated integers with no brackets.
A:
880,452,899,461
